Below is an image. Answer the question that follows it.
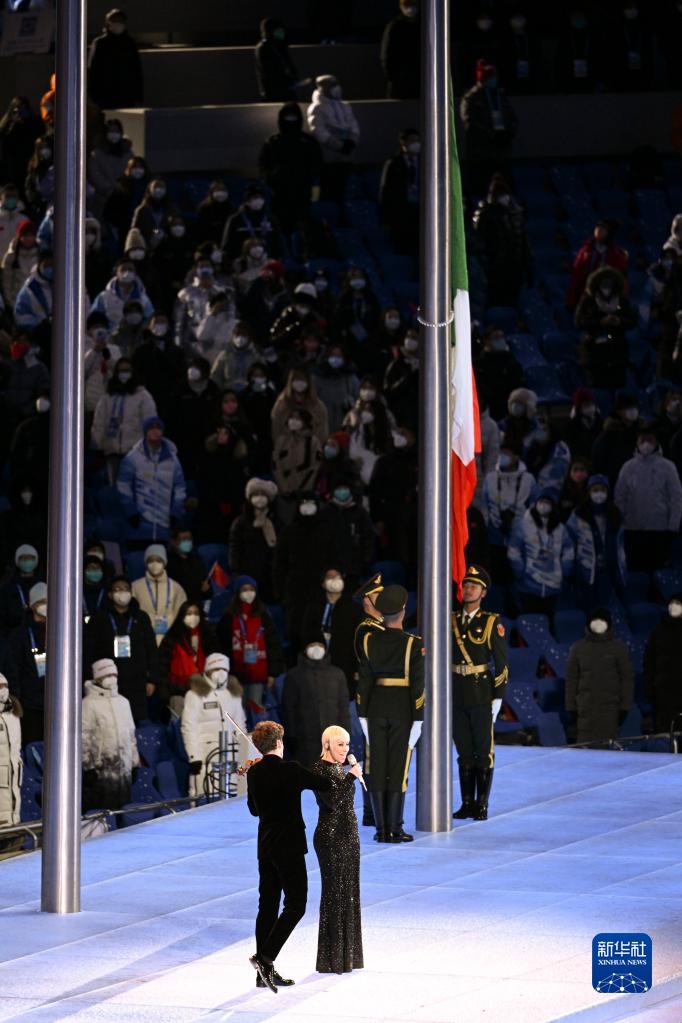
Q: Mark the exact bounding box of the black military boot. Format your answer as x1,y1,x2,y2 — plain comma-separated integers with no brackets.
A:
370,791,388,841
257,969,295,987
452,765,477,819
387,791,413,842
473,767,494,820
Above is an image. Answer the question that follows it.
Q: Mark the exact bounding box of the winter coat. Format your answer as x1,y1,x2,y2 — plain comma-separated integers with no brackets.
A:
644,614,682,732
88,139,134,212
459,83,518,161
474,410,501,507
271,391,329,447
84,600,158,722
313,364,359,434
615,450,682,532
158,624,219,696
14,269,52,329
229,511,277,600
306,89,360,162
474,349,525,421
482,462,535,545
566,505,627,588
87,29,143,109
258,112,323,220
300,593,364,698
221,205,278,262
174,280,224,350
591,417,643,487
325,502,375,579
1,237,38,309
575,269,637,387
117,437,187,539
91,386,157,455
131,571,187,646
472,197,532,304
254,20,298,101
380,11,420,98
282,653,350,767
193,305,238,368
91,276,154,329
0,698,22,826
181,674,246,797
210,340,261,394
166,549,210,606
0,208,26,262
130,339,186,421
216,598,285,684
84,343,122,413
567,238,629,310
3,618,46,712
272,428,322,497
566,630,633,744
1,354,50,420
82,679,138,811
508,508,575,597
0,572,44,637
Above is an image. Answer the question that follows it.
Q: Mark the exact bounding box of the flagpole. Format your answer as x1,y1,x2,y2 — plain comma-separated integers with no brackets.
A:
416,0,453,832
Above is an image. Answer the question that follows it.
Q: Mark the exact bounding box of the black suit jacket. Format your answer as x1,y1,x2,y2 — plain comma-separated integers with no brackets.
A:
247,754,332,856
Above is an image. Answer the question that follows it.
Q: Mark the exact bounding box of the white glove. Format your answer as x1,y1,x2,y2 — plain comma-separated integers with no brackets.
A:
491,699,502,722
408,721,423,749
359,717,369,744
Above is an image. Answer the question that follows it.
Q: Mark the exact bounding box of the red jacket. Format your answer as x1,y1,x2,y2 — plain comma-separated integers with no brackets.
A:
567,240,628,310
169,629,206,688
230,602,269,683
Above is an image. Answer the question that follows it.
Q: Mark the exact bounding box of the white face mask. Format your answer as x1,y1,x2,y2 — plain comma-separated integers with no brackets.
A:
330,85,342,99
324,577,344,593
250,495,269,509
213,190,228,202
34,602,47,618
590,490,608,505
36,397,50,413
129,249,145,262
407,141,421,154
20,490,32,505
118,270,134,284
299,501,317,516
95,675,118,690
292,379,308,393
170,225,186,238
360,410,374,425
209,668,228,688
668,601,682,618
624,408,639,422
250,246,264,260
385,316,400,330
106,131,122,144
240,589,257,604
288,417,303,432
184,614,200,629
404,336,419,352
187,367,203,383
108,20,125,34
638,441,655,456
536,501,552,517
0,688,10,709
248,198,265,211
112,590,132,607
147,560,165,577
152,323,168,337
359,387,376,401
130,167,145,180
392,432,408,449
306,645,326,660
590,619,609,635
350,277,366,290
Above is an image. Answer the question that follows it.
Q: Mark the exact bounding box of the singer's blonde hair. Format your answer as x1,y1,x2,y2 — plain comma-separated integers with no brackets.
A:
320,724,350,755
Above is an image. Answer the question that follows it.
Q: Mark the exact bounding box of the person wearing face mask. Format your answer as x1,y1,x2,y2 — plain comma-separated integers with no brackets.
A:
217,578,284,721
379,127,422,263
565,609,633,746
273,407,323,504
481,443,535,579
307,75,360,207
82,555,107,623
332,269,381,356
1,219,38,311
13,252,53,330
196,179,234,245
364,306,404,378
558,459,591,522
314,430,361,502
2,582,48,743
474,326,524,420
101,157,150,242
239,364,277,474
166,530,212,607
174,259,227,351
380,0,420,99
576,266,636,390
650,389,682,456
210,321,262,395
325,481,375,589
0,544,43,637
91,258,154,330
259,102,323,243
590,390,643,486
82,659,139,811
271,367,329,446
130,313,186,420
166,357,219,478
564,387,603,461
282,636,350,768
229,479,279,602
566,474,626,607
255,18,299,102
24,136,54,215
614,427,682,571
501,387,538,451
111,297,148,354
8,389,51,489
234,237,269,295
158,601,218,716
274,494,336,655
567,220,629,311
0,484,46,574
240,258,290,342
222,184,277,263
0,97,42,196
193,289,238,368
131,178,175,252
91,359,157,480
117,416,188,540
84,576,158,724
383,330,420,433
472,174,532,306
181,652,247,799
0,672,22,827
460,61,517,195
87,119,134,216
2,331,50,430
346,396,395,486
270,282,320,349
312,343,359,433
131,545,187,649
644,594,682,733
301,569,365,704
198,390,254,536
508,488,574,619
87,8,143,110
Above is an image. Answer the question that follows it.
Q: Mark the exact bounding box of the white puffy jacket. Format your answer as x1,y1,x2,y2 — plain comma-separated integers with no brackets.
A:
181,674,247,798
91,386,157,455
307,89,360,162
0,700,22,826
82,680,138,799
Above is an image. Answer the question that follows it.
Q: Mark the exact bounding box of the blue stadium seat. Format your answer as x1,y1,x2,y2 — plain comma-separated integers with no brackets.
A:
486,306,519,332
583,161,617,193
544,641,572,677
155,760,184,801
197,542,229,574
654,568,682,600
136,723,170,770
508,333,547,369
516,613,552,650
554,609,585,644
629,602,663,637
370,560,407,586
507,648,540,685
536,676,565,712
623,572,651,606
595,188,631,221
542,330,578,362
309,200,340,227
125,550,146,581
266,603,288,649
523,364,569,403
22,742,45,781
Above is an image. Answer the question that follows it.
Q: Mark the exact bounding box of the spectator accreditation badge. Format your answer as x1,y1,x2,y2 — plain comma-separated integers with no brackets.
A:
592,933,652,993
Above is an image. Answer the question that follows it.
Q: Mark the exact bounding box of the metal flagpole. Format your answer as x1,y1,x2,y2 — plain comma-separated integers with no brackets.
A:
41,0,87,914
416,0,453,832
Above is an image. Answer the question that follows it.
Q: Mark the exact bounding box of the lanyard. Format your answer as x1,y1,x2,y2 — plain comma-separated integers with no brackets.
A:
16,583,29,609
238,615,263,641
109,614,133,635
28,626,41,653
145,576,170,614
83,589,104,613
322,602,334,629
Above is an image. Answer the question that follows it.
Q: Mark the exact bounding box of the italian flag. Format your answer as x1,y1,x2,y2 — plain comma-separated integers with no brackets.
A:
449,92,480,590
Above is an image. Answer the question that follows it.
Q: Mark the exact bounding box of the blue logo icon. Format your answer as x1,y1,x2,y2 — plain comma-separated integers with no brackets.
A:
592,933,652,994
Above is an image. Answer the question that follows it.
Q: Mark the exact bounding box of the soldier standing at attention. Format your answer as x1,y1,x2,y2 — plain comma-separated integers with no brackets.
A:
452,564,508,822
357,584,425,843
352,573,385,827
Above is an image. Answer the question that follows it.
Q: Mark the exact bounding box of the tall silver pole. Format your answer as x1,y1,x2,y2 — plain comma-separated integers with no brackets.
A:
41,0,87,914
416,0,452,832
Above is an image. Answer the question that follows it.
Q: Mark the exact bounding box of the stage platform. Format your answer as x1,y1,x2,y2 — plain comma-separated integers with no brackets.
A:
0,746,680,1023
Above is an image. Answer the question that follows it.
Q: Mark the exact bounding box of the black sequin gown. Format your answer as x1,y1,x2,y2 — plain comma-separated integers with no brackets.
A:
311,759,364,973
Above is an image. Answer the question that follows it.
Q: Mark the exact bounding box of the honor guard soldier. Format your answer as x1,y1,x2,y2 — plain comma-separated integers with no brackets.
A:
352,572,385,826
357,585,425,843
452,565,508,821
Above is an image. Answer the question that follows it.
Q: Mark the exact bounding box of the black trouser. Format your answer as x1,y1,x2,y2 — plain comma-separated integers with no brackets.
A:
256,847,308,963
366,716,412,793
453,704,494,770
624,530,672,573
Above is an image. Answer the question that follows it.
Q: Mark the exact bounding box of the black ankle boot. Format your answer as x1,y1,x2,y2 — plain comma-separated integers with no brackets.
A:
386,791,413,842
473,767,494,820
453,765,477,819
369,791,388,841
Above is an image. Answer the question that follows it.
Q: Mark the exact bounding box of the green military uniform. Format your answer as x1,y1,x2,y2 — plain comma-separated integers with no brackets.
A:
452,564,508,821
357,585,425,842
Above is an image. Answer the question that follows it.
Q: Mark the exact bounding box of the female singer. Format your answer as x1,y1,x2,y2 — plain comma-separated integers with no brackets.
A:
311,725,364,974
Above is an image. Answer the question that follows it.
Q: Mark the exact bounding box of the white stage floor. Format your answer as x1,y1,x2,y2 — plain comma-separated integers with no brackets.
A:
0,746,680,1023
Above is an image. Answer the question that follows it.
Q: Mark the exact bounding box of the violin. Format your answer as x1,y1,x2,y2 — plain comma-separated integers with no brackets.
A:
237,756,262,776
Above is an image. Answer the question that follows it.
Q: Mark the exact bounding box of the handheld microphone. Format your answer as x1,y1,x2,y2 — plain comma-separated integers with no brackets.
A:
347,754,367,791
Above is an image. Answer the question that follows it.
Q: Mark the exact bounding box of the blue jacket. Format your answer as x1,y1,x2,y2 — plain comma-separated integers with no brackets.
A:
508,508,575,597
566,505,627,588
14,270,52,329
91,276,154,328
116,437,186,539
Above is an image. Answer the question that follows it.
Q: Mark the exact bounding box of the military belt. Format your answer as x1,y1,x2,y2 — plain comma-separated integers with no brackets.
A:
376,677,409,687
452,663,489,676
